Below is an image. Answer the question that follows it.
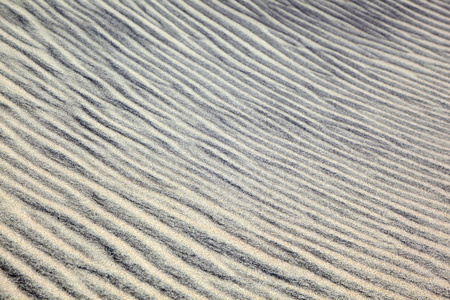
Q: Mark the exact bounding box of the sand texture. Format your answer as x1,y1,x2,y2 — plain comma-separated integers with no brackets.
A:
0,0,450,299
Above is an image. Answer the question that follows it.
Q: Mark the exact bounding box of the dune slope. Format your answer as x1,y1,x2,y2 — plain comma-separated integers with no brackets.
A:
0,0,450,299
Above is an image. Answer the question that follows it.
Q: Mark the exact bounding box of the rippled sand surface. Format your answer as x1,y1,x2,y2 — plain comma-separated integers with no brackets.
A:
1,0,450,299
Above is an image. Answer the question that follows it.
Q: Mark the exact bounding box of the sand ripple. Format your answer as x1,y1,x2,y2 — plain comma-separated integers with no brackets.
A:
0,0,449,299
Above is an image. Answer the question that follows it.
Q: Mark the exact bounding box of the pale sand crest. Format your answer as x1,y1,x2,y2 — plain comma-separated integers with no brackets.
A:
0,0,449,299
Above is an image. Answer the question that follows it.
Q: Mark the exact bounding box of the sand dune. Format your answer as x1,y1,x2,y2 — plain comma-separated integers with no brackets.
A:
0,0,449,299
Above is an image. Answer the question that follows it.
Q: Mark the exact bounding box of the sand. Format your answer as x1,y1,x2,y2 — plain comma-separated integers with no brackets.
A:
0,0,449,299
